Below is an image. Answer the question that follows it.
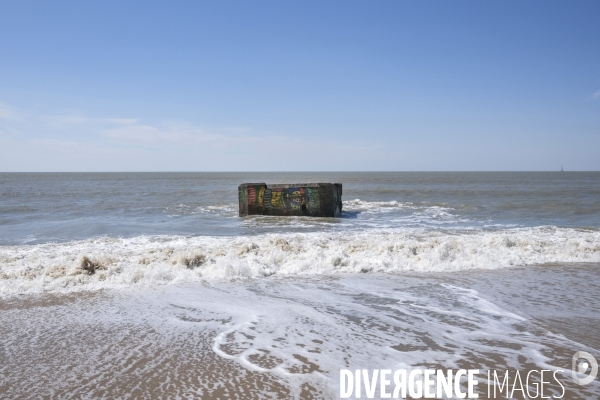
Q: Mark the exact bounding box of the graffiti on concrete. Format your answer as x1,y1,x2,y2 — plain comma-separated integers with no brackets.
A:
307,188,320,210
238,183,342,217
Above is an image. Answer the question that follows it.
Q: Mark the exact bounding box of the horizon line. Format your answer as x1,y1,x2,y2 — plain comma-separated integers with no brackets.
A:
0,170,596,173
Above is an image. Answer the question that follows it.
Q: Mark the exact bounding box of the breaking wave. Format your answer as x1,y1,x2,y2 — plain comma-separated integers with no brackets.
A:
1,227,599,297
343,199,415,211
166,203,238,217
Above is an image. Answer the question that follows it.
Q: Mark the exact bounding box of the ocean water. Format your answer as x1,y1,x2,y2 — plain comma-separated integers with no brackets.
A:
1,172,599,399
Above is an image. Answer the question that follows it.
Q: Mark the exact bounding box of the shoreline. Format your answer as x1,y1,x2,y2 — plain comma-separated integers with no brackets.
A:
1,264,598,398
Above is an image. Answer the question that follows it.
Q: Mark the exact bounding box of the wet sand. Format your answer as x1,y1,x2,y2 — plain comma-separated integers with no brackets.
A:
1,264,599,399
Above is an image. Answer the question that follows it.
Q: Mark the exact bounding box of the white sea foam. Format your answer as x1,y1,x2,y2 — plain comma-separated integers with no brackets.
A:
166,203,238,217
0,227,598,297
5,273,596,398
340,199,476,229
342,199,415,212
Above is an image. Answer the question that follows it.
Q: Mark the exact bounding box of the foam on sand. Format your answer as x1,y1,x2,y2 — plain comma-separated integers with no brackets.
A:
3,270,598,398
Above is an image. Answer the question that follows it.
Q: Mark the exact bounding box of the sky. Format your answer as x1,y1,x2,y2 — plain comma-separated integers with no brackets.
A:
0,1,599,171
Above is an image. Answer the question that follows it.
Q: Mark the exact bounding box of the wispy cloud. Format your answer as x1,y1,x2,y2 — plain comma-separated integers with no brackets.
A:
0,102,21,120
592,90,600,100
42,114,139,128
0,101,393,171
102,124,222,145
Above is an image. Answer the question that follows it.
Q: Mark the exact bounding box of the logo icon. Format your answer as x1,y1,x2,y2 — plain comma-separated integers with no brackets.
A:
572,351,598,385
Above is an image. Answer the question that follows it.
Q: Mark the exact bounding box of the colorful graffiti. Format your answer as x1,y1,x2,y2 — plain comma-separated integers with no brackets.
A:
263,188,272,208
247,186,317,210
240,183,340,217
247,187,256,204
258,186,265,205
246,185,266,207
270,189,284,208
307,188,320,210
285,188,304,209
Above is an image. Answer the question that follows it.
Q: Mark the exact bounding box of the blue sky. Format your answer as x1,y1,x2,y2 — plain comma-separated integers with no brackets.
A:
1,1,599,171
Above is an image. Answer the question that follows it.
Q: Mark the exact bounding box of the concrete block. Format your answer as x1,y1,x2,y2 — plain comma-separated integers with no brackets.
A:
238,183,342,217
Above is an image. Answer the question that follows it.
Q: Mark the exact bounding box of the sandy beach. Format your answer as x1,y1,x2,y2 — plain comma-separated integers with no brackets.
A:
2,263,598,399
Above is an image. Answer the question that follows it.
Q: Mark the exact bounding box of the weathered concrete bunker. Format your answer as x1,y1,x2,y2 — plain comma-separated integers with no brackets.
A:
238,183,342,217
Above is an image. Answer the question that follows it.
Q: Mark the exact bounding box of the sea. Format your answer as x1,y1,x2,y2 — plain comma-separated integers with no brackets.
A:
1,172,599,399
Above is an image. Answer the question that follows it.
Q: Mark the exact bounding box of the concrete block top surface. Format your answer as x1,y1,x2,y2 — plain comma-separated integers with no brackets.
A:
238,182,342,218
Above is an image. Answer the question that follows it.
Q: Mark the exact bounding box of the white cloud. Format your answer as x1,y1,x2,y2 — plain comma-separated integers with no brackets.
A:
1,126,388,171
99,121,389,170
42,114,139,128
102,124,223,145
592,90,600,100
105,118,139,125
0,102,21,120
0,101,395,171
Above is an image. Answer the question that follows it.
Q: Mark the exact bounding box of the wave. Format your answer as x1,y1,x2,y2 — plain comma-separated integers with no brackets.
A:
0,227,598,297
341,199,473,225
342,199,476,212
166,203,238,217
166,199,460,217
342,199,415,211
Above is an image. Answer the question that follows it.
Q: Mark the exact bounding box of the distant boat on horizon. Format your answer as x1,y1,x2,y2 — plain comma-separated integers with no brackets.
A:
561,165,564,172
